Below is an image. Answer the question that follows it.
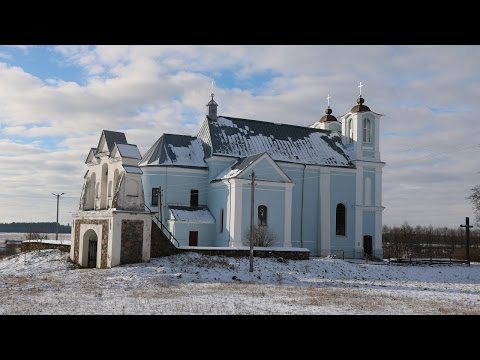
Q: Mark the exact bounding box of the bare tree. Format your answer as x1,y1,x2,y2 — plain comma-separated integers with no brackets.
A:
467,185,480,226
242,225,276,247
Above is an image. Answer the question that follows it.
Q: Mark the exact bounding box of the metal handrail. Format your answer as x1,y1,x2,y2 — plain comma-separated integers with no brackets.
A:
145,204,179,247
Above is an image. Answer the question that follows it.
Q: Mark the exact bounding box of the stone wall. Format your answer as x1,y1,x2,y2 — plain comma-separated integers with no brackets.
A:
150,221,180,257
120,220,144,264
21,242,70,253
72,218,109,267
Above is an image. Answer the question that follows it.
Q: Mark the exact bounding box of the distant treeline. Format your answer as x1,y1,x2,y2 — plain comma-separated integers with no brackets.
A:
0,222,71,234
383,223,480,259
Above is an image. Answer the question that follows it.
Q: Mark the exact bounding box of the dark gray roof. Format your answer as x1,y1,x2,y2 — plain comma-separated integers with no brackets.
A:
199,116,353,167
85,148,97,164
139,134,207,168
230,153,265,173
101,130,127,153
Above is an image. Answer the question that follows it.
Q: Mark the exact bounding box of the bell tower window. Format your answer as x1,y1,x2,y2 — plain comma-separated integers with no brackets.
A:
363,118,371,143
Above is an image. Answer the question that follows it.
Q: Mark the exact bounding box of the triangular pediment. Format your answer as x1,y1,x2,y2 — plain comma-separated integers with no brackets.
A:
215,152,291,183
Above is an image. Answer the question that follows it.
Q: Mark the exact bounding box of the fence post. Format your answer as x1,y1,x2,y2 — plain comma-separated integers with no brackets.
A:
449,255,451,265
342,250,344,260
409,253,412,264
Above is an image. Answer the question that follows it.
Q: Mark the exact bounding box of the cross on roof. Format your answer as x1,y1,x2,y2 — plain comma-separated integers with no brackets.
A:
358,82,364,96
211,80,215,98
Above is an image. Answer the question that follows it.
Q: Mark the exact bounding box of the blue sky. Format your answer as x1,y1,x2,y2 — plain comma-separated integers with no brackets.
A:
0,45,478,228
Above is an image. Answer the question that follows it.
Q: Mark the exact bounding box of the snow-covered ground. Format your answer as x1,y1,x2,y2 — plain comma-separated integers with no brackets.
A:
0,250,478,314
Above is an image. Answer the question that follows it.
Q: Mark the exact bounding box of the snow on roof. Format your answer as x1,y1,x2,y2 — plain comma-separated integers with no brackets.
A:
116,144,142,159
123,165,143,174
169,205,215,224
140,134,207,168
203,116,354,167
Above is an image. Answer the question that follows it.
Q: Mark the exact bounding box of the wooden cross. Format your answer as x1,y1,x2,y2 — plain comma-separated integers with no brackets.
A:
358,81,364,96
460,216,473,263
327,94,331,107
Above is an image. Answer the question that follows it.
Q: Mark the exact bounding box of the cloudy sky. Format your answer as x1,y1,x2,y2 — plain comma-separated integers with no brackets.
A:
0,45,478,228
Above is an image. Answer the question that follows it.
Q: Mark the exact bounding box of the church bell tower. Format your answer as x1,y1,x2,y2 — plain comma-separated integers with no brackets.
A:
340,83,382,162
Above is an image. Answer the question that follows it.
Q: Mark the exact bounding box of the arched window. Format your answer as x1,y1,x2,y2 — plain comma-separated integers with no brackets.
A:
219,208,224,233
348,118,353,144
363,118,371,143
258,205,267,226
336,204,346,236
108,181,112,197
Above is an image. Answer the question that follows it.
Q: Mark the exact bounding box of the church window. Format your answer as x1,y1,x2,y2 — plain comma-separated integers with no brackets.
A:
190,189,199,207
348,119,353,144
336,204,346,236
95,183,100,198
152,187,160,206
219,208,224,233
108,181,112,197
363,118,371,143
258,205,267,226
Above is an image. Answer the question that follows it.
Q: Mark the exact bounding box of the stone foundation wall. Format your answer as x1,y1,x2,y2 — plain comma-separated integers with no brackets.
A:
179,248,310,260
150,221,180,257
21,242,70,253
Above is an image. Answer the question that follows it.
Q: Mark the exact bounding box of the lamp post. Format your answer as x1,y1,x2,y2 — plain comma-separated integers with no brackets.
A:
52,193,65,240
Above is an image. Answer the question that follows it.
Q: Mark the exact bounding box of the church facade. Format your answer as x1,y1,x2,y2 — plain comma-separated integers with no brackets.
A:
71,90,385,268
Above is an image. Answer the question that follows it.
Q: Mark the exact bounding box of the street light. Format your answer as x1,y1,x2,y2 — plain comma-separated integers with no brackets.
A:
52,193,65,241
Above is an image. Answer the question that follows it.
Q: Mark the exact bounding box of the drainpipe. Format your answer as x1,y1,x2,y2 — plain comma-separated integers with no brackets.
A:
164,167,168,225
300,164,306,248
228,178,232,247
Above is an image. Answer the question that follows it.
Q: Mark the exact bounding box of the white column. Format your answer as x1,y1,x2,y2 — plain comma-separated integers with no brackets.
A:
355,207,363,256
375,166,382,207
355,164,364,255
355,114,362,160
319,167,331,254
283,183,293,247
374,210,383,257
230,180,243,247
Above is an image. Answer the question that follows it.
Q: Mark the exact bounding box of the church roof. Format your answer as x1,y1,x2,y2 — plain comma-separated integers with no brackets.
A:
350,96,371,113
214,152,292,182
203,116,353,167
139,134,207,168
100,130,127,153
169,205,215,224
115,144,142,159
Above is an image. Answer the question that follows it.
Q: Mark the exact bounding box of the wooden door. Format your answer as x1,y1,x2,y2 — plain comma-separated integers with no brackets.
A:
363,235,373,258
189,231,198,246
88,240,97,268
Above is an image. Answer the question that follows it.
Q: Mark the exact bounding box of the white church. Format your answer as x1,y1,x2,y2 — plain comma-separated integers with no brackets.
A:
71,85,385,268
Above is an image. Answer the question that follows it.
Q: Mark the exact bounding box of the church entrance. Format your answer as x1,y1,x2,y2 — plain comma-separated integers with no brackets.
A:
189,231,198,246
363,235,373,258
84,230,98,268
88,239,98,268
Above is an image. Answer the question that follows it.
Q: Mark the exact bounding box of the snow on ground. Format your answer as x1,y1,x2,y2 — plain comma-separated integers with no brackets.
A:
0,233,70,243
0,250,479,314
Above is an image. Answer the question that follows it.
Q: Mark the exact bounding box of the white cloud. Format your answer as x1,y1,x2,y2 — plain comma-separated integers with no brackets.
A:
0,45,479,228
